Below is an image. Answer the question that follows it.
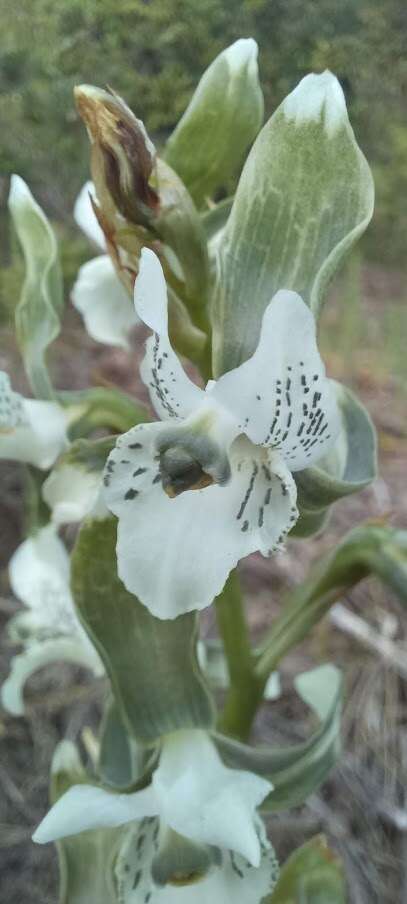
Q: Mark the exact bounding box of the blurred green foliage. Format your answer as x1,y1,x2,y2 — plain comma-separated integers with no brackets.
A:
0,0,406,265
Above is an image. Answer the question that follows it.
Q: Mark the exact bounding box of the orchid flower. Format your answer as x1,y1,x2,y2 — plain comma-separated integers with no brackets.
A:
103,249,340,619
72,181,138,349
1,524,103,716
33,729,278,901
42,460,105,525
0,371,67,469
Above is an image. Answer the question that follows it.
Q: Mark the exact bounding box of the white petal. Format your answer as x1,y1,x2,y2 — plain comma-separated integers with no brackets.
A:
9,524,70,612
104,425,297,617
72,255,138,349
135,249,204,420
73,181,106,249
212,290,340,470
33,784,159,844
154,731,271,866
1,637,103,716
43,463,102,524
0,373,67,469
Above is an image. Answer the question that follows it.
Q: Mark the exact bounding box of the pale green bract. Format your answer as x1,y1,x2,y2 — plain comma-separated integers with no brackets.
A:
8,175,64,399
165,38,264,208
71,517,215,742
212,71,375,375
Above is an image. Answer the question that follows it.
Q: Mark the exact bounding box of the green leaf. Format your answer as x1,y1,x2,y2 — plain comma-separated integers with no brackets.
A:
215,664,342,812
8,175,63,399
268,835,346,903
201,197,234,242
98,700,155,791
71,517,215,744
50,741,120,904
58,387,149,437
256,524,407,683
292,383,377,536
165,39,263,208
212,72,374,375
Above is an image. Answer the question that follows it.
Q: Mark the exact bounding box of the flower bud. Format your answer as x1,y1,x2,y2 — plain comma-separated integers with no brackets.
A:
74,85,159,229
74,85,210,336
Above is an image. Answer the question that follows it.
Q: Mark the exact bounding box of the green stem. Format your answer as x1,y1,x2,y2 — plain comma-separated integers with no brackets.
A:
23,466,50,536
215,571,264,740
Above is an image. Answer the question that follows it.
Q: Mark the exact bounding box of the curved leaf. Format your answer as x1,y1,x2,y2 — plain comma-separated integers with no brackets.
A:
215,665,342,812
292,383,377,536
71,517,215,744
289,507,330,540
256,524,407,684
295,383,377,512
8,175,63,399
212,73,374,375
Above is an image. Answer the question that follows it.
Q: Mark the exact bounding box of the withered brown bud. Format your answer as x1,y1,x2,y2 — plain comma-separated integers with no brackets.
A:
74,84,159,228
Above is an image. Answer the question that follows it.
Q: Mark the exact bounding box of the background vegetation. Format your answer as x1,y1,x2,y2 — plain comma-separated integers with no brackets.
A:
1,0,406,266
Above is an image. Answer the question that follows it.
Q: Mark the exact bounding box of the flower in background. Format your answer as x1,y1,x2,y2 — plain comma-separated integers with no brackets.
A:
103,249,340,618
34,729,278,902
1,524,103,716
72,181,139,349
0,371,67,469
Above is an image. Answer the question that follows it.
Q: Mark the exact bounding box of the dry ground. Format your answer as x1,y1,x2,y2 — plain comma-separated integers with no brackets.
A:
0,263,406,902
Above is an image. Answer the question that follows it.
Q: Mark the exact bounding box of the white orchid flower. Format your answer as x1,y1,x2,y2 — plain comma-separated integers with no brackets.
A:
72,181,138,349
73,180,106,249
33,729,278,900
0,371,67,469
42,461,105,525
1,524,103,716
103,249,340,619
